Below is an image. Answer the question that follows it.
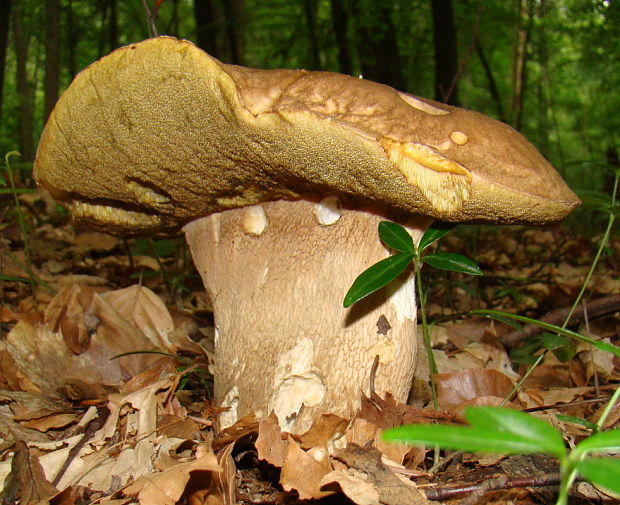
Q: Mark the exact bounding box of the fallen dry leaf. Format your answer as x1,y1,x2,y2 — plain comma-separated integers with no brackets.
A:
102,285,177,353
0,441,58,505
255,414,287,467
124,445,221,505
327,444,428,505
280,437,333,500
436,368,517,416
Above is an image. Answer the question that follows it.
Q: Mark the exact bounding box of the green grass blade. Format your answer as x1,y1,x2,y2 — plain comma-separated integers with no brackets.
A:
343,252,413,307
471,310,620,358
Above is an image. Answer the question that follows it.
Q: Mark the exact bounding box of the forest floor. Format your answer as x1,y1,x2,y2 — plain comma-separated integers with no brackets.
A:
1,185,619,505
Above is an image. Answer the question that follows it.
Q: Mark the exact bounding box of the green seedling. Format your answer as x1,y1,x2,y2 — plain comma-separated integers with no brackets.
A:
384,402,620,504
343,221,482,407
343,221,482,308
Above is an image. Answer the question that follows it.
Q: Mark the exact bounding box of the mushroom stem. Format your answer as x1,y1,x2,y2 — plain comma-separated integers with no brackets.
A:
184,197,431,433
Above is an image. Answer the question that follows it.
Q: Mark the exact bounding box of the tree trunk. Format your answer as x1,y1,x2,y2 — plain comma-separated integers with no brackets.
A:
44,0,61,123
0,0,11,125
535,0,550,156
303,0,320,69
169,0,179,37
66,0,77,77
351,0,402,89
330,0,352,75
223,0,245,64
109,0,118,51
476,40,505,122
12,2,34,161
431,0,459,105
511,0,531,130
194,0,219,57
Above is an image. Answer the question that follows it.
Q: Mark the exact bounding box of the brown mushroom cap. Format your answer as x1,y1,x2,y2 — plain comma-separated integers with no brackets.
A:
34,36,579,235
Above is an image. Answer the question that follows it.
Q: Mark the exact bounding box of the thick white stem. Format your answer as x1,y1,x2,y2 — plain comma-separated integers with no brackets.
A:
184,198,430,433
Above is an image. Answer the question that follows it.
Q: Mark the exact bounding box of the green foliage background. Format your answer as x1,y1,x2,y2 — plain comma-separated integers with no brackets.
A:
1,0,619,196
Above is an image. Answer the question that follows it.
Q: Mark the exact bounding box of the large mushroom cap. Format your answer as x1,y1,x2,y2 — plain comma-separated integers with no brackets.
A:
34,36,579,235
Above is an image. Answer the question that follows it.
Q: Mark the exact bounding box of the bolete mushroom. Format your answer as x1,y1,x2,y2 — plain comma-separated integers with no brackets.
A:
34,37,579,433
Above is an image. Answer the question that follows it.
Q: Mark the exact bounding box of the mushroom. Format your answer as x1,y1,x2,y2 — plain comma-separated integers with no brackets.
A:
34,37,579,434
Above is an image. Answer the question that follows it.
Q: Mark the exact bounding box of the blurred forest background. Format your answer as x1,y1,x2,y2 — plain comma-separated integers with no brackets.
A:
0,0,619,205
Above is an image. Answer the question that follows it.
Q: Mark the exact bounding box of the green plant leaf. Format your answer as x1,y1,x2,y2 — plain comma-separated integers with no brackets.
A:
423,252,483,275
556,415,597,430
510,338,544,365
538,333,577,362
464,407,566,457
573,429,620,454
378,221,414,253
471,310,620,358
540,332,571,351
383,407,566,458
419,224,453,251
343,252,413,307
383,425,559,456
574,457,620,494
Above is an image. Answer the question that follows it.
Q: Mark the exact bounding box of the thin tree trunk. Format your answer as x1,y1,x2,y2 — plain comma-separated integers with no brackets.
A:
223,0,244,64
476,40,505,122
351,0,402,89
44,0,61,123
66,0,77,77
511,0,531,130
430,0,459,105
535,0,550,155
12,2,34,161
168,0,179,37
0,0,11,125
98,0,109,57
303,0,320,69
109,0,118,51
330,0,352,75
194,0,219,57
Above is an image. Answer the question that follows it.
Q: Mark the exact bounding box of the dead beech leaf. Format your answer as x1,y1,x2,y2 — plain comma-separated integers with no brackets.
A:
214,443,237,505
280,437,333,500
345,418,415,468
121,356,179,394
331,444,428,505
102,285,176,353
436,369,515,412
213,415,258,451
7,320,74,395
47,377,176,491
0,346,26,391
124,448,221,505
157,414,200,440
321,469,381,505
0,441,58,505
44,284,103,354
88,292,160,380
255,414,287,467
73,230,119,253
299,413,348,450
20,412,79,432
577,337,615,380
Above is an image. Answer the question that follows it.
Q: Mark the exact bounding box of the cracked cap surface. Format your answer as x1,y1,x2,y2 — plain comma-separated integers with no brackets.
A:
34,36,579,235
